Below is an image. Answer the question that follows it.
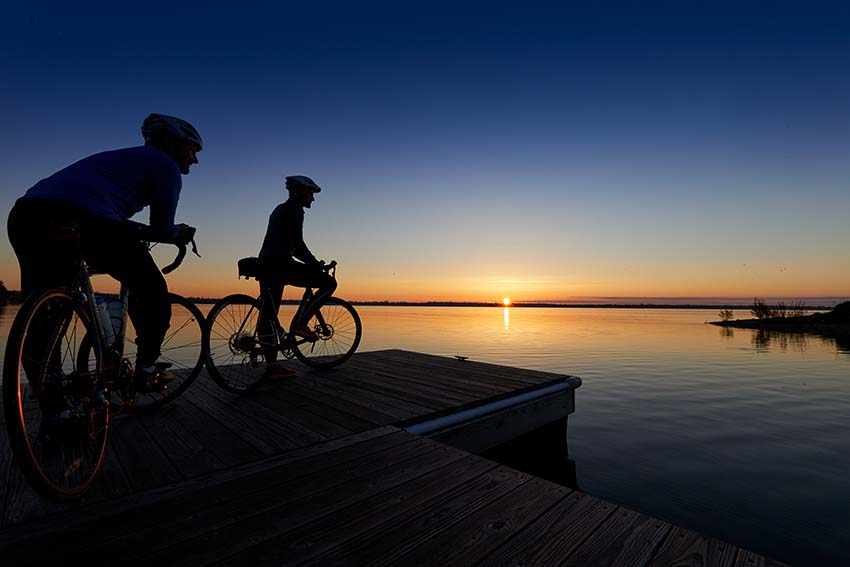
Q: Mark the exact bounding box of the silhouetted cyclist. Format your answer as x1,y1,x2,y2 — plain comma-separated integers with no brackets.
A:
7,113,202,401
257,175,336,378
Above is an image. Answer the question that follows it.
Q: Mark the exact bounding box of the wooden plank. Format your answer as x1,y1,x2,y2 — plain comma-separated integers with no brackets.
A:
0,461,64,528
108,412,183,493
0,427,410,556
316,463,537,567
288,373,431,420
251,385,375,432
360,350,549,395
478,492,616,567
121,439,469,566
0,429,15,527
273,379,400,425
83,444,132,502
732,549,792,567
247,384,357,439
137,405,228,479
211,447,498,566
385,476,569,567
562,505,673,566
310,364,468,411
171,397,265,467
344,356,514,398
191,373,334,446
311,365,469,409
368,349,565,387
187,377,314,451
648,525,739,567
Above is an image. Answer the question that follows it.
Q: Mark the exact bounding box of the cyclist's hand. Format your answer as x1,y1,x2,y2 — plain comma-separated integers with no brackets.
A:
175,224,196,246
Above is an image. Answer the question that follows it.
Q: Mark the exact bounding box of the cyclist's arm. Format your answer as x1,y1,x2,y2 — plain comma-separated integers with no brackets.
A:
287,207,320,266
146,160,183,241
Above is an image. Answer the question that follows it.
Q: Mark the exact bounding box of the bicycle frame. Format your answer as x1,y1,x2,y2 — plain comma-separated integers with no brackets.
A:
76,259,131,372
254,286,324,353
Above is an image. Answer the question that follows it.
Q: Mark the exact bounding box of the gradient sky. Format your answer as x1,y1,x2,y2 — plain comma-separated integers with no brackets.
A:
2,1,848,302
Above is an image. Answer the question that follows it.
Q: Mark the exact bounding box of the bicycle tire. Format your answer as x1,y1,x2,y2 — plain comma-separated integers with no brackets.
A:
294,296,362,369
2,289,108,501
204,294,276,393
77,293,206,412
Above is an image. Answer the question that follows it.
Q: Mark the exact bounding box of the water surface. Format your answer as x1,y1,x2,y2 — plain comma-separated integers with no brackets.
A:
1,304,847,565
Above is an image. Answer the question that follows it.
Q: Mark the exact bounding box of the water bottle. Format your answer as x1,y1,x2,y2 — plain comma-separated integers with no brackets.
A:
106,299,124,340
96,296,116,345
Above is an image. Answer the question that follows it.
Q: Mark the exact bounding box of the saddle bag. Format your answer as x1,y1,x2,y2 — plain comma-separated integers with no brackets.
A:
237,257,259,279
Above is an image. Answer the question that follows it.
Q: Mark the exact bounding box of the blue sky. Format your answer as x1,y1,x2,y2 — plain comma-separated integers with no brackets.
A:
2,1,848,301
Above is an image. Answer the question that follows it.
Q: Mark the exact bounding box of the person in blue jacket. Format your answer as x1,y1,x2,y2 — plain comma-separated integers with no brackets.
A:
7,113,202,397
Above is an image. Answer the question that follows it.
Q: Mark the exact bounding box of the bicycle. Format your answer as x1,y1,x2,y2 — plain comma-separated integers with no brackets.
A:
2,226,206,501
203,257,362,393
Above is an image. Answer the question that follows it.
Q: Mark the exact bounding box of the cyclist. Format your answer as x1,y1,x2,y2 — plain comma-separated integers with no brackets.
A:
7,113,202,403
257,175,336,378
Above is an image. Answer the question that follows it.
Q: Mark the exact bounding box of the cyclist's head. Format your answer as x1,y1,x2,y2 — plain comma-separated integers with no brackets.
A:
286,175,321,208
141,113,203,174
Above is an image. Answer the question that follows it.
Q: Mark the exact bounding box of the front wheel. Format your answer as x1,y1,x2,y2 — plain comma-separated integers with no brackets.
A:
77,293,206,412
125,293,206,411
294,297,362,369
204,294,277,393
2,289,108,501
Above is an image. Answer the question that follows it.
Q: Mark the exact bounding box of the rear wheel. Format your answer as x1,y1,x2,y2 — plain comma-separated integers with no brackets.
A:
204,294,277,393
2,289,108,501
294,297,362,369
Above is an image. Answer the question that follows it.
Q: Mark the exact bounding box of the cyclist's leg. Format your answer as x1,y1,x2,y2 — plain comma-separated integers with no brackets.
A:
7,199,80,406
257,276,285,362
86,219,170,369
287,264,337,323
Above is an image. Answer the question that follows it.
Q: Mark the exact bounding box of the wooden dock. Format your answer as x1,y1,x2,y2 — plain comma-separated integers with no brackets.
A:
0,349,786,565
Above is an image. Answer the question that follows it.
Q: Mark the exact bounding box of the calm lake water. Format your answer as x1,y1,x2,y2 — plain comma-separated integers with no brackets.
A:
1,304,847,565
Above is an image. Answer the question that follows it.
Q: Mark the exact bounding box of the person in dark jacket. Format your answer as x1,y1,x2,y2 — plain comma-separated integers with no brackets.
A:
257,175,336,378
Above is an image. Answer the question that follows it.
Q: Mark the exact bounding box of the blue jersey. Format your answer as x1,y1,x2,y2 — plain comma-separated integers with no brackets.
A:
24,145,182,239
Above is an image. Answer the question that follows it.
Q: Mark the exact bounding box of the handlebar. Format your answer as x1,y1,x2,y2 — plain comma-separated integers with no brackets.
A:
141,225,201,275
323,260,338,278
161,236,201,274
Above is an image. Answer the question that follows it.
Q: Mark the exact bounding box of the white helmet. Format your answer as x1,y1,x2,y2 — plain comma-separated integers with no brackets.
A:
285,175,322,193
141,113,203,149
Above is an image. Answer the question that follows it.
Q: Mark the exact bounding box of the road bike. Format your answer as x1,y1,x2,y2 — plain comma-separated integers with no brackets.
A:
203,257,362,393
2,226,205,501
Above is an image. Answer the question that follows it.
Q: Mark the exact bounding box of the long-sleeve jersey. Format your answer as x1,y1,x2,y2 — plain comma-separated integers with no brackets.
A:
23,145,182,240
258,198,319,268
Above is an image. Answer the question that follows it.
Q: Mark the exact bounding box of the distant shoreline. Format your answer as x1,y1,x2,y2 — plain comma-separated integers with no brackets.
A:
342,302,837,310
0,293,843,312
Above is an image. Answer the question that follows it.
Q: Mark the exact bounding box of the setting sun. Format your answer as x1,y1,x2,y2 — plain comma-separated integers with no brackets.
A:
503,297,512,306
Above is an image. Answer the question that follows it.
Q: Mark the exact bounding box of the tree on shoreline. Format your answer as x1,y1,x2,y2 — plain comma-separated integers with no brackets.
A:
0,280,7,306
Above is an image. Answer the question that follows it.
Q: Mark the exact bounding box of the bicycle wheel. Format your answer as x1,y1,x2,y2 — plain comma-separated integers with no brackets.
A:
294,297,362,369
2,289,108,501
204,294,277,393
77,293,206,412
125,294,205,411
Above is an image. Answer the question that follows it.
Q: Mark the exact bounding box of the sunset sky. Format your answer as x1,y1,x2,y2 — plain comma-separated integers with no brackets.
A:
2,1,848,303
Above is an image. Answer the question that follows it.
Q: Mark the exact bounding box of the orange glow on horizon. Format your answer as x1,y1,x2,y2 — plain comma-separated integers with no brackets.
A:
503,297,512,306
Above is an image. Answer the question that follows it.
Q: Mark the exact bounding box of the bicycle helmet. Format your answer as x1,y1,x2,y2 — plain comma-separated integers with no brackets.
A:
141,113,204,149
285,175,321,193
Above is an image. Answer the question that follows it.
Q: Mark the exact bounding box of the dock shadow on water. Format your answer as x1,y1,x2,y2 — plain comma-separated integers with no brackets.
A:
481,417,579,490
